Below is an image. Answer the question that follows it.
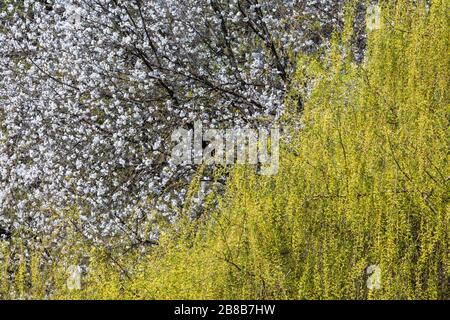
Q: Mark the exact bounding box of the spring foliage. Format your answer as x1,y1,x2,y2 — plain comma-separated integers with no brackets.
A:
1,0,449,299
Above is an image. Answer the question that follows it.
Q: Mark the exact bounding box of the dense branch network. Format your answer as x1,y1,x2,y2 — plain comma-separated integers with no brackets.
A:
0,0,358,245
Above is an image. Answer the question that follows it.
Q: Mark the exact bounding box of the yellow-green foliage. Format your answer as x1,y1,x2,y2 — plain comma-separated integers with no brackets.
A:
0,0,448,300
124,0,449,300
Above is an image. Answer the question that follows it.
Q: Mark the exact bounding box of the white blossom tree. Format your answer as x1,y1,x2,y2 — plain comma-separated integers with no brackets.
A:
0,0,363,246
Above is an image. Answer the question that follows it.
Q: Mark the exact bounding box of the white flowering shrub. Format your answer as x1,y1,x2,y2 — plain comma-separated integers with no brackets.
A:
0,0,360,244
